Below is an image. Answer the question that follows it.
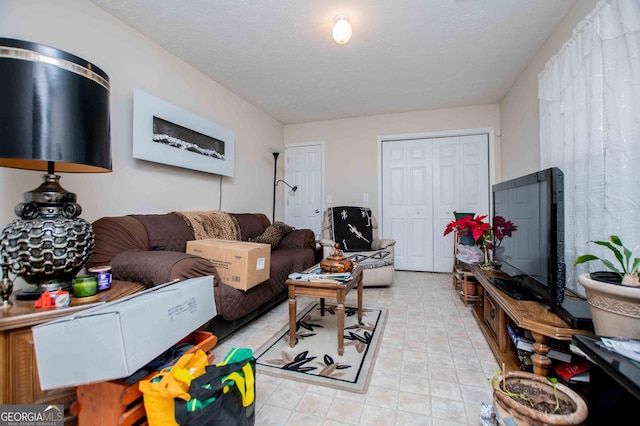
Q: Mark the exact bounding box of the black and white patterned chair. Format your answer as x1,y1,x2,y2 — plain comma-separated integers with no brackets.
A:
319,206,395,287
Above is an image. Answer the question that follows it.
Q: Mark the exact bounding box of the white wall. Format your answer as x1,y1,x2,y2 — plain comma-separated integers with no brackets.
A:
284,105,500,218
0,0,285,228
0,0,601,229
499,0,600,181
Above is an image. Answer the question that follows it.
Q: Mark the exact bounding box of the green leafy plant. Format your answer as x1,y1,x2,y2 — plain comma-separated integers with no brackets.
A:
549,377,560,413
574,235,640,287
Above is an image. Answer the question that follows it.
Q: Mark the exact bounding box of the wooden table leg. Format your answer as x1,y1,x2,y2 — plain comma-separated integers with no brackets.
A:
288,285,296,348
357,276,363,322
337,289,345,356
530,331,552,376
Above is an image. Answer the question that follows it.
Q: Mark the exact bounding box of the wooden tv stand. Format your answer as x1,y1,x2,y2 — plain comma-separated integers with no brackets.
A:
470,267,591,376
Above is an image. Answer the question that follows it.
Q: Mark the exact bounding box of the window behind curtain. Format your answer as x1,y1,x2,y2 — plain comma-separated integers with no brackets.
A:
538,0,640,294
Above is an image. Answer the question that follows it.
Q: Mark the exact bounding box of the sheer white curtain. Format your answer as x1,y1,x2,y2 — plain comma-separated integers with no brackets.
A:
538,0,640,293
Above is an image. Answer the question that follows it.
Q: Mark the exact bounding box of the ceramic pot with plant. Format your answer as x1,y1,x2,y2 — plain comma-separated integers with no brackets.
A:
490,368,588,425
574,235,639,286
574,235,640,338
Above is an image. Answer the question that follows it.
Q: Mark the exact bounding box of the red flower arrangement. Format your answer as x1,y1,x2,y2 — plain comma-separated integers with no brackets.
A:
443,214,492,245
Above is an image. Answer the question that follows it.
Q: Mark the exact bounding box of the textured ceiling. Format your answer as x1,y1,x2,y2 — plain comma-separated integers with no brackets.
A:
90,0,576,124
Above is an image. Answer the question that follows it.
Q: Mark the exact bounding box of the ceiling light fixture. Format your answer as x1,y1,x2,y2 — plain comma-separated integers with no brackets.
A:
332,14,352,44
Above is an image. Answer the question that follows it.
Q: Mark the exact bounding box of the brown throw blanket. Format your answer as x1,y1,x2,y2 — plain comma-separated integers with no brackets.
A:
173,211,241,241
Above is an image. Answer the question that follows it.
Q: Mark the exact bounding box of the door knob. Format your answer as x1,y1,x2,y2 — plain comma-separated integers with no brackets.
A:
315,209,320,214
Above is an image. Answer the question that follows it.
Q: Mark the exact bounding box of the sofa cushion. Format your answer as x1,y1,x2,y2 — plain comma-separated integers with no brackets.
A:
88,216,150,268
131,214,194,252
111,250,216,287
271,247,316,276
278,229,317,251
249,221,292,249
230,213,270,241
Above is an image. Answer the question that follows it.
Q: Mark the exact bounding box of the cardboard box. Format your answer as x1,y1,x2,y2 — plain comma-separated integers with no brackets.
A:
187,239,270,291
32,276,216,390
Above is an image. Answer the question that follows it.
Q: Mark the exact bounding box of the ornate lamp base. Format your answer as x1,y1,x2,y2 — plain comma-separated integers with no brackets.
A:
2,216,94,299
0,174,94,300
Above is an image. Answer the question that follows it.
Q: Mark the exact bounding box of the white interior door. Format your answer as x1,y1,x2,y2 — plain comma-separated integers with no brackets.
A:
433,135,490,271
382,133,489,272
284,144,323,239
382,140,433,270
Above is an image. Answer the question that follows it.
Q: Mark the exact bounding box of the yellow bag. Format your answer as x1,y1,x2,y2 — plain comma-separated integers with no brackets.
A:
174,348,256,425
139,349,209,426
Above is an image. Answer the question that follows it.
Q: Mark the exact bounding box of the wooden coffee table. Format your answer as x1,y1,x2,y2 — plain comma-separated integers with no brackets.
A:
286,265,363,356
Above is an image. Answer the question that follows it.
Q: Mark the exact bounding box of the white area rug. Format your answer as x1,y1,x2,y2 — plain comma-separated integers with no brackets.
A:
254,302,387,393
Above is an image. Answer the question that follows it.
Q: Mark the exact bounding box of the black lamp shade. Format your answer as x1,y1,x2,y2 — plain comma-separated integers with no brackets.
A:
0,37,111,173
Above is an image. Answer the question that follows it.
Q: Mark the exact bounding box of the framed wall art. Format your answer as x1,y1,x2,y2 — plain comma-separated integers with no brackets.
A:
133,89,234,176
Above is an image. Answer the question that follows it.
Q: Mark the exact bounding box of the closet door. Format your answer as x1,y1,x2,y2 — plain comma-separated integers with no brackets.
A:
433,135,489,272
382,134,489,272
382,140,433,271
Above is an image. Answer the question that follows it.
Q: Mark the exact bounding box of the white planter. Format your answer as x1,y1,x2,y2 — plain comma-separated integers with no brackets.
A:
578,273,640,339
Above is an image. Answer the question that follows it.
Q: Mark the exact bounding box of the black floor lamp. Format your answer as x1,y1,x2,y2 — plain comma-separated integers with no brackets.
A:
266,146,287,222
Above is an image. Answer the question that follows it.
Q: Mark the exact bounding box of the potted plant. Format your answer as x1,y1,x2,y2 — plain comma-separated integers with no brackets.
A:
444,214,491,245
489,367,588,425
445,215,492,297
444,214,493,266
574,235,640,338
574,235,639,286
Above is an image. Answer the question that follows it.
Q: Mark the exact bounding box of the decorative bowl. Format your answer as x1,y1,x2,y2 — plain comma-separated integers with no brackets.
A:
320,244,353,273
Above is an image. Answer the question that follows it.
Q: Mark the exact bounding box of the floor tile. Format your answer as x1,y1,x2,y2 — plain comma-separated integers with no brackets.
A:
212,271,495,425
296,392,334,418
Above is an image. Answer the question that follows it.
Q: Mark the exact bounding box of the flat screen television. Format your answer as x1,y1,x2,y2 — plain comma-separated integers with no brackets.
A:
491,167,565,306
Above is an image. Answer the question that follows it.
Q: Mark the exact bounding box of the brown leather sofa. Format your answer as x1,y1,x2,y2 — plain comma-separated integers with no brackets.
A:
87,212,317,339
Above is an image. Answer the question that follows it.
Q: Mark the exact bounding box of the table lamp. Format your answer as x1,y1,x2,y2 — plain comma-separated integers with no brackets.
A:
0,38,111,300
